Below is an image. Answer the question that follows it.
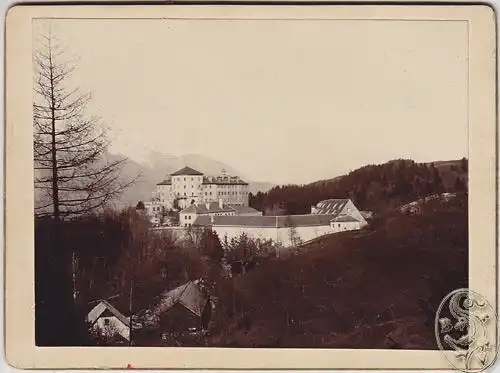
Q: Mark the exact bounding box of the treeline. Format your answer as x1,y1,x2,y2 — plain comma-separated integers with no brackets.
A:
249,158,468,215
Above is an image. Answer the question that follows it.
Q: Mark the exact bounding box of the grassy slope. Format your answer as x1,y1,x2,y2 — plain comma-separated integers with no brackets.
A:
207,202,468,349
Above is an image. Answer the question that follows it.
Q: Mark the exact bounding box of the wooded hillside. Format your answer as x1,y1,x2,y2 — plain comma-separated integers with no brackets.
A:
249,158,468,215
207,194,468,348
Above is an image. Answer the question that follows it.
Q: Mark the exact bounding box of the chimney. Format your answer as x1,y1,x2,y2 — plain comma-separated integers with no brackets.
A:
221,168,227,177
219,199,224,209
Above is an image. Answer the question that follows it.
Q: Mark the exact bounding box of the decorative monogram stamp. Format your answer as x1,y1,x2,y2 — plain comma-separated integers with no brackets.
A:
435,288,498,373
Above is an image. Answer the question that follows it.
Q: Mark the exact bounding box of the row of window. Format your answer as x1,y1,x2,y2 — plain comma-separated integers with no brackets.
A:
174,184,246,189
175,192,197,197
171,191,248,197
174,177,202,182
219,191,248,196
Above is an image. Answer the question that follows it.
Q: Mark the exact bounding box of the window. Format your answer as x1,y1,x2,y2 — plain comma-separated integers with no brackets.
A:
184,192,186,196
104,319,110,325
338,224,341,228
184,177,186,181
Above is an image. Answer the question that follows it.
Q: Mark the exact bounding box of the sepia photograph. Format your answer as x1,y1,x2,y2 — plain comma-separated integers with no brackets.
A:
4,4,497,370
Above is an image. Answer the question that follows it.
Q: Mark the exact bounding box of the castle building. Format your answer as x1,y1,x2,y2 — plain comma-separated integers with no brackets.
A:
152,166,250,211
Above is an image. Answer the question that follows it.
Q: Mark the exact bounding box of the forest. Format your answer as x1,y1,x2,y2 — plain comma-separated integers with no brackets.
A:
249,158,468,215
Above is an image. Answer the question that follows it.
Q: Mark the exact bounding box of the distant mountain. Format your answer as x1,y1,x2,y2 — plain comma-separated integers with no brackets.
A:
110,152,275,208
247,181,275,195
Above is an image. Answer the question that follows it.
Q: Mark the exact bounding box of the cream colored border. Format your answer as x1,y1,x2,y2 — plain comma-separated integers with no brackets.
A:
4,4,496,370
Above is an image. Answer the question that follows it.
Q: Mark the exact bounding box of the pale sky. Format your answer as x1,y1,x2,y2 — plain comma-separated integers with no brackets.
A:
34,18,468,185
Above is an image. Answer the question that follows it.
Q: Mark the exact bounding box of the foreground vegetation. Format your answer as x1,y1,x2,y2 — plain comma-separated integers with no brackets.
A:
206,194,468,348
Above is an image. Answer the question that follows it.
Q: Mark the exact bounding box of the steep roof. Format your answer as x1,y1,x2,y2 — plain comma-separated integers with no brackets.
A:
170,166,204,176
152,281,208,318
86,300,130,327
193,214,337,228
312,199,350,215
180,202,235,214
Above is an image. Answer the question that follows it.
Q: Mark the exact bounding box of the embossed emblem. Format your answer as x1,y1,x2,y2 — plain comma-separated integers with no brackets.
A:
435,288,498,372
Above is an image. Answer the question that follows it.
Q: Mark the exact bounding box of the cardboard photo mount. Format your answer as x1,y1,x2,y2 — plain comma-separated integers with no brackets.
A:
4,3,497,370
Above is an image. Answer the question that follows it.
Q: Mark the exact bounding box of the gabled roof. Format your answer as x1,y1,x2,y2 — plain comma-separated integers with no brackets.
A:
180,202,235,214
170,167,204,176
194,214,337,228
152,281,208,318
86,300,130,327
312,199,350,215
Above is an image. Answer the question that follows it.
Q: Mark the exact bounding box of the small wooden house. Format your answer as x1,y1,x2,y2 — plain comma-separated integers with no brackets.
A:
86,299,140,343
152,280,211,335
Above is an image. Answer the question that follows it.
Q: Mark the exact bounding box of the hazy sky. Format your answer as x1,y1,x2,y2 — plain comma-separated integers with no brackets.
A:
34,18,468,185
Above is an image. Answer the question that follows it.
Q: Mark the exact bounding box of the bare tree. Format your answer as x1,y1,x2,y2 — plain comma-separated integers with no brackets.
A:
33,30,136,345
33,30,133,220
285,216,302,252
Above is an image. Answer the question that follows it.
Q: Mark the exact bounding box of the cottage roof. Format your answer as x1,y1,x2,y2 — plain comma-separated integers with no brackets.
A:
312,199,350,215
180,202,235,214
153,281,208,318
170,166,204,176
86,300,131,327
193,214,337,228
